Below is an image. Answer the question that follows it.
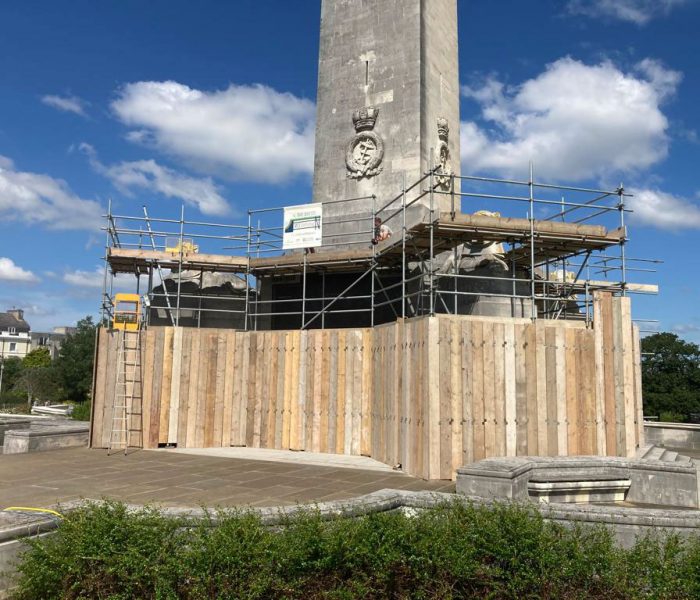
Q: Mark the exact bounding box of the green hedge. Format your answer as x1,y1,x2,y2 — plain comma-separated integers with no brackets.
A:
13,501,700,599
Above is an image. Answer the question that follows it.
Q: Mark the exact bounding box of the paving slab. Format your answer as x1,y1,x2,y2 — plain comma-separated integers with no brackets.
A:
0,447,454,509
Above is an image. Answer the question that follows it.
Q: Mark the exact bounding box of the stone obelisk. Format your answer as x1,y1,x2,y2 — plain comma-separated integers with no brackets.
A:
312,0,460,243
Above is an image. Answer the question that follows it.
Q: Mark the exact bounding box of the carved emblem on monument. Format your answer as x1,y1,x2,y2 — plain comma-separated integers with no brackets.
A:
435,117,453,191
346,106,384,179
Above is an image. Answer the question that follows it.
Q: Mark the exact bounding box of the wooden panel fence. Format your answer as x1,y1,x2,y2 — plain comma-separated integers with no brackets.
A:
91,292,643,480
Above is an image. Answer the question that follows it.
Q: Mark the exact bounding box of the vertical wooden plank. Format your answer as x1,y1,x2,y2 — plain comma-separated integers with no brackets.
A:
91,329,109,448
252,332,265,447
544,326,559,456
439,318,453,478
292,331,311,450
267,332,280,448
601,293,617,455
257,331,269,448
352,329,363,455
632,324,644,450
555,327,568,456
274,332,286,448
535,321,548,456
360,329,373,456
418,318,428,478
149,329,165,448
221,330,236,447
313,329,324,453
176,328,192,447
619,297,637,457
428,317,441,478
319,329,330,453
244,332,257,447
167,327,183,444
344,329,355,455
612,297,626,456
593,293,608,456
400,320,412,473
389,319,406,465
514,324,528,456
185,330,201,447
450,318,463,477
565,327,579,455
231,331,245,446
583,329,596,453
525,322,538,455
290,330,303,450
203,331,218,447
461,319,474,467
482,321,496,460
158,327,174,445
491,321,506,458
472,320,486,462
282,332,293,449
302,331,313,451
212,331,226,447
336,329,347,454
504,322,517,457
327,330,338,454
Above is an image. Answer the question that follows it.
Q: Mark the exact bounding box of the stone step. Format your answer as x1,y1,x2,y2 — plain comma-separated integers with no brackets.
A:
643,446,666,461
675,454,693,464
661,449,679,462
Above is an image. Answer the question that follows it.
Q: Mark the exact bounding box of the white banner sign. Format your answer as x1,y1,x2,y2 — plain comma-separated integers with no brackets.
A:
282,204,323,250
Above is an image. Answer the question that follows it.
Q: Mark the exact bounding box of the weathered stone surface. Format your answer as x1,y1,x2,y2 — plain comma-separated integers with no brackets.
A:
312,0,460,244
0,418,30,447
3,423,89,455
644,422,700,450
456,453,700,509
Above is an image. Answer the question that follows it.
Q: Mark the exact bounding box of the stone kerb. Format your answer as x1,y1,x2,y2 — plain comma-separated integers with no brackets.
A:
456,454,700,509
2,423,89,455
0,418,31,447
644,422,700,450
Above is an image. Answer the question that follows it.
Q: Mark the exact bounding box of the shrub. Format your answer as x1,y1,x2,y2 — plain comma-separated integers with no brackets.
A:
12,500,700,599
70,401,91,422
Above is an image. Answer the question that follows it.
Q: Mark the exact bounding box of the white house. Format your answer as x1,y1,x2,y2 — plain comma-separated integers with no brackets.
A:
0,309,31,359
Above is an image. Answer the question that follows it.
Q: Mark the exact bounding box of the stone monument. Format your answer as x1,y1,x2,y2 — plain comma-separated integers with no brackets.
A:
312,0,460,244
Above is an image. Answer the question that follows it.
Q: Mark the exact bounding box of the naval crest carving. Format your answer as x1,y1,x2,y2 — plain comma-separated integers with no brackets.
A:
435,117,453,191
346,106,384,179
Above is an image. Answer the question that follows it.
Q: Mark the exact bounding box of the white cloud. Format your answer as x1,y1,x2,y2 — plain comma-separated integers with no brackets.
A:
80,143,230,216
0,258,39,283
111,81,315,183
0,156,102,230
63,265,160,291
627,189,700,230
461,57,681,181
41,94,89,117
63,266,105,289
567,0,689,25
672,323,700,334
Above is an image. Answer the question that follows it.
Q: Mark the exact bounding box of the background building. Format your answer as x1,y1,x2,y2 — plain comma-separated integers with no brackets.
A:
0,309,31,359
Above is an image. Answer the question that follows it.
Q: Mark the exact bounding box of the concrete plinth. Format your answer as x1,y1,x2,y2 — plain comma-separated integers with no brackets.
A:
3,423,89,455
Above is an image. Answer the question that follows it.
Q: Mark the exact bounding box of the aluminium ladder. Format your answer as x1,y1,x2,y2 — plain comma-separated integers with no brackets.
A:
108,330,143,454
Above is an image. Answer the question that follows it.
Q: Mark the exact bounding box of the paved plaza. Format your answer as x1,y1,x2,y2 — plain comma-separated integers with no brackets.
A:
0,447,455,509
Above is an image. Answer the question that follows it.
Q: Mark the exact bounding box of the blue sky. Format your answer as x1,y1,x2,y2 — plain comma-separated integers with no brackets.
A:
0,0,699,340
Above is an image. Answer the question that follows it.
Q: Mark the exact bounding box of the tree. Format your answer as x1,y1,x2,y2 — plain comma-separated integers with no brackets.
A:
641,332,700,421
17,366,63,406
55,316,97,403
0,356,23,394
22,347,52,369
17,347,58,406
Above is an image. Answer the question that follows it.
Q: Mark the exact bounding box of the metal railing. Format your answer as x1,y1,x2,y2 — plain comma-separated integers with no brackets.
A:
100,163,658,330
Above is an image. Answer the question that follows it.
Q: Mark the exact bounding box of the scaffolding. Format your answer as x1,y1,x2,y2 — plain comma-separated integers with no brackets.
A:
100,165,659,331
